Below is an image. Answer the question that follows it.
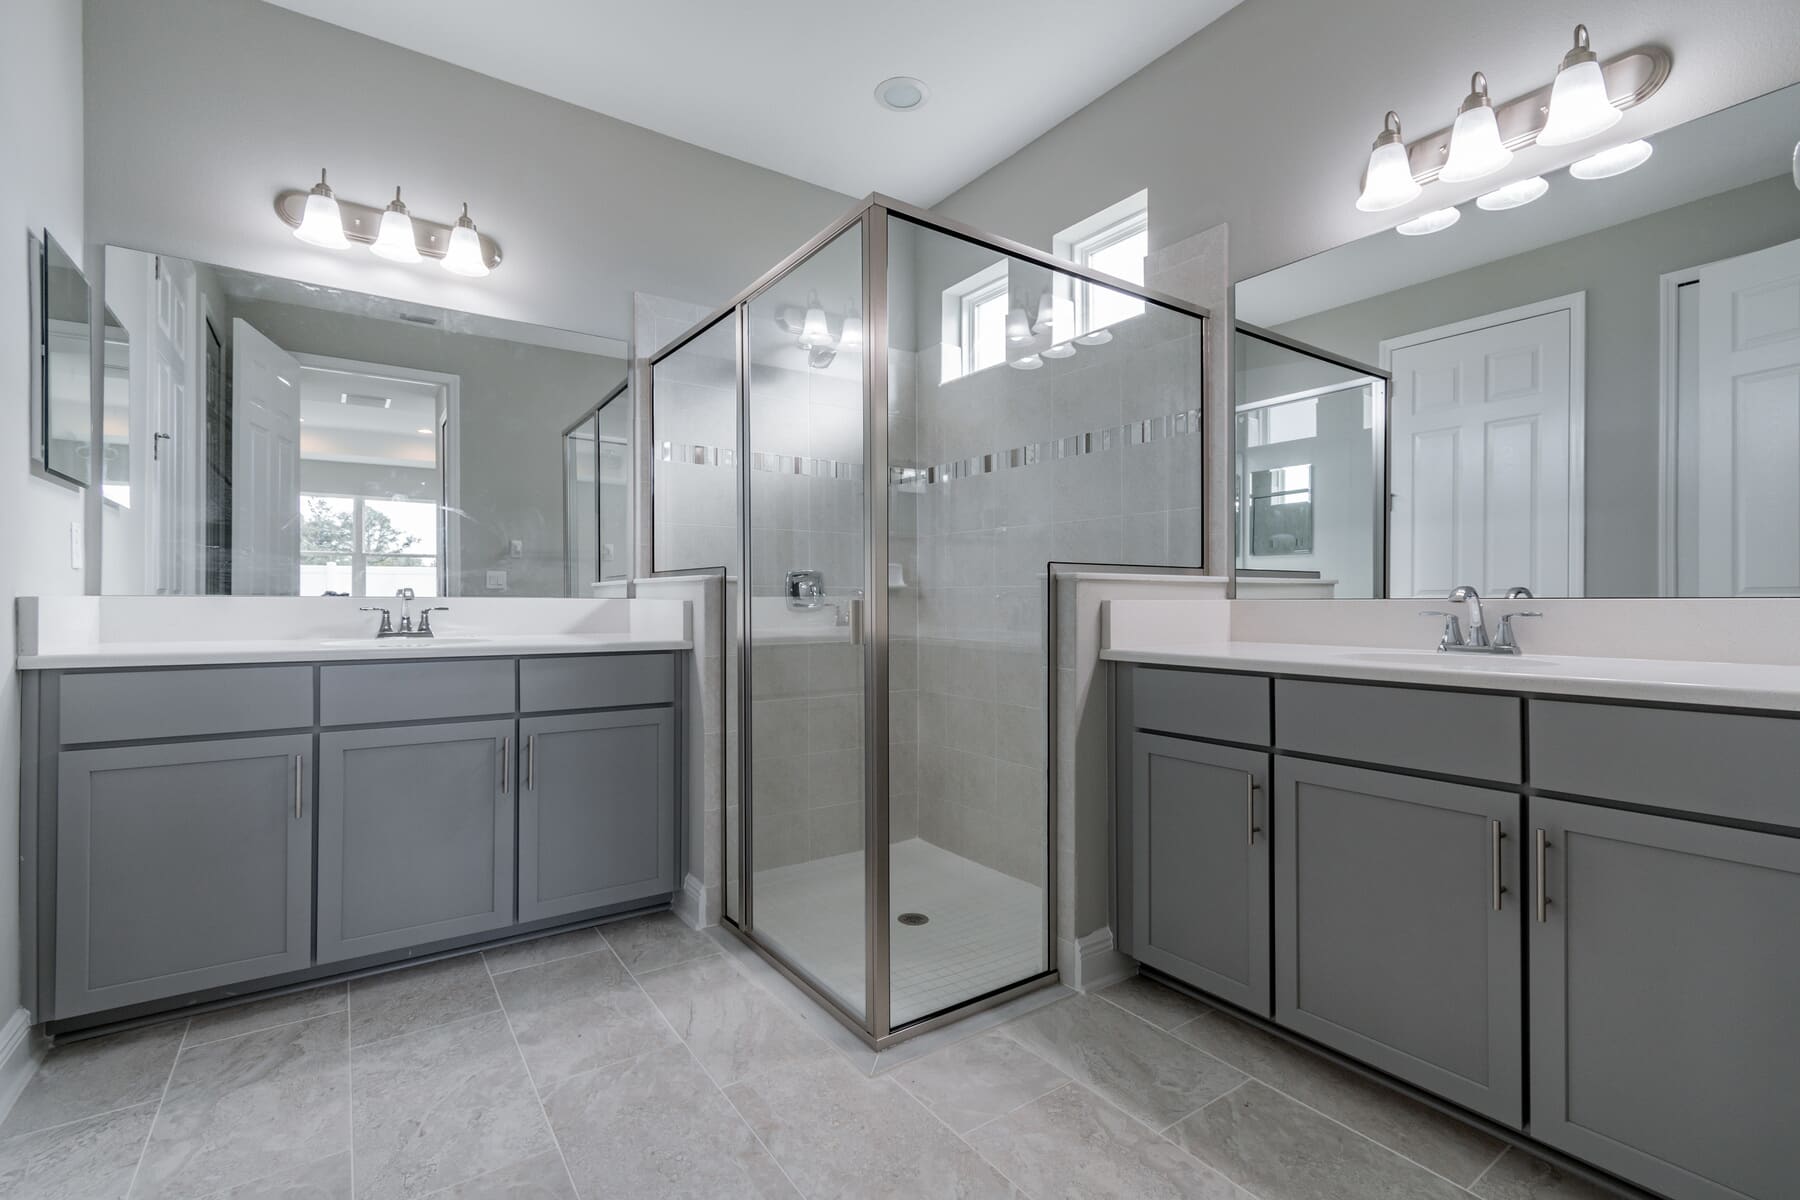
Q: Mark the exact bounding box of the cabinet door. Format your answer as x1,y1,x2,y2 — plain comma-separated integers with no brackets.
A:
55,735,313,1018
1530,799,1800,1200
317,720,515,964
1130,733,1271,1014
1274,759,1522,1125
519,708,676,922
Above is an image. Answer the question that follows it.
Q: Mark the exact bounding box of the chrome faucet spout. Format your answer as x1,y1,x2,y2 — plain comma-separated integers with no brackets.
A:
1448,585,1489,647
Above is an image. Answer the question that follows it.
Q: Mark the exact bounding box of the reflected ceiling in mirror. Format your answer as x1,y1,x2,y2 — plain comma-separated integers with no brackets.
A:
1234,80,1800,600
100,249,628,599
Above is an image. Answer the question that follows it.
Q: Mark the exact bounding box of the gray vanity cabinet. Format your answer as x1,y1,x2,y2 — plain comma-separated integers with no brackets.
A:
1528,798,1800,1200
1130,732,1271,1014
518,708,676,922
316,719,516,964
1274,758,1523,1126
54,735,314,1019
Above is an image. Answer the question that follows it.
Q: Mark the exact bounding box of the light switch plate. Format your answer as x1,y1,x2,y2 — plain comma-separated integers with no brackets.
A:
486,569,507,589
509,539,524,558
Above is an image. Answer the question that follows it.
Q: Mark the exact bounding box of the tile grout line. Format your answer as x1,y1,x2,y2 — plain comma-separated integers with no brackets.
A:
122,1019,189,1200
1465,1143,1510,1194
0,1097,160,1144
179,991,349,1051
485,951,583,1199
1054,1072,1273,1200
884,1068,1054,1198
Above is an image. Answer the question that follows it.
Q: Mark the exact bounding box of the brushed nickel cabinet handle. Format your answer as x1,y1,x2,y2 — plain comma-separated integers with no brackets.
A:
1491,819,1507,911
294,754,304,819
527,734,535,791
501,735,510,795
1247,778,1263,846
1535,828,1550,923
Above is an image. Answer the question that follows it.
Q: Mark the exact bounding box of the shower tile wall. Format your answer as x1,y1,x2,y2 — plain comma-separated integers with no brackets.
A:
896,308,1205,885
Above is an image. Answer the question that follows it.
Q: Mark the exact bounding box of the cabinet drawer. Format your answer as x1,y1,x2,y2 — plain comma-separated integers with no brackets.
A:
1129,667,1270,745
59,666,313,744
1531,700,1800,828
519,653,675,713
1276,679,1520,783
319,658,515,726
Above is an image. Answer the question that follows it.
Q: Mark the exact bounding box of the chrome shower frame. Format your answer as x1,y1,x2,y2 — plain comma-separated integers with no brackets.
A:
646,194,1211,1049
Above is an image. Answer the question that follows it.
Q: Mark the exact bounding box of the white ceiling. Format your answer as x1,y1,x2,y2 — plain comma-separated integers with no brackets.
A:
259,0,1243,203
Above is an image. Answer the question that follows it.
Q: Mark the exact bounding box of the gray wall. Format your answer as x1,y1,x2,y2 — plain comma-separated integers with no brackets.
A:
934,0,1800,286
83,0,854,344
230,298,627,596
1277,176,1800,597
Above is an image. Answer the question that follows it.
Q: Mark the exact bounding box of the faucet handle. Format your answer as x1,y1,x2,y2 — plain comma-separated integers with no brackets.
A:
1418,610,1465,649
358,606,393,635
1492,610,1542,651
418,607,449,635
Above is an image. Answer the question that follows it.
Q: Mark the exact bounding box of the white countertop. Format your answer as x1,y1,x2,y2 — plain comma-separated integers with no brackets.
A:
19,632,692,670
1101,641,1800,713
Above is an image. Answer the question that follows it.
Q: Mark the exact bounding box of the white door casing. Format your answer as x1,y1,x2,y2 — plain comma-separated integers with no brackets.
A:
231,319,303,594
1693,237,1800,596
147,255,199,594
1382,295,1585,599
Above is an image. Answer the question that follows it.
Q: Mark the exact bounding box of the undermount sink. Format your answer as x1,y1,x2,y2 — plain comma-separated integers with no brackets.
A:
317,636,489,649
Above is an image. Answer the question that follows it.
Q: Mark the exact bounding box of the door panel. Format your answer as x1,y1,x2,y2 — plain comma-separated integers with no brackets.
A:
519,708,676,922
1530,799,1800,1200
1131,733,1271,1014
317,720,514,963
1387,305,1576,597
55,735,313,1018
1275,758,1522,1125
230,318,302,595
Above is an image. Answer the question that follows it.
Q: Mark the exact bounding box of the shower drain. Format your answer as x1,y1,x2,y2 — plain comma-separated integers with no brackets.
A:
897,912,930,926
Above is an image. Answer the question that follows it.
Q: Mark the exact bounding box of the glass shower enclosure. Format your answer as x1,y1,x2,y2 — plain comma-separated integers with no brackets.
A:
649,197,1209,1046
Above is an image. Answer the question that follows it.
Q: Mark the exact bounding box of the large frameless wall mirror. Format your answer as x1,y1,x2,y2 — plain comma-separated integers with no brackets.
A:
99,247,629,597
1235,80,1800,599
36,233,94,488
647,197,1208,1046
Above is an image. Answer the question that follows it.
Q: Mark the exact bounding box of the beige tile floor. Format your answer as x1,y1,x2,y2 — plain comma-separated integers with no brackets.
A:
0,914,1637,1200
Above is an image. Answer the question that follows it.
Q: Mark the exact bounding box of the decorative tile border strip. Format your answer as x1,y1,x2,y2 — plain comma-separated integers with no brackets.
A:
658,406,1200,490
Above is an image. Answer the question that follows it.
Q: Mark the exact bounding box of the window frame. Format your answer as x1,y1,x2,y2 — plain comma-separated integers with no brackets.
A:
300,490,441,597
1053,191,1150,338
940,258,1011,381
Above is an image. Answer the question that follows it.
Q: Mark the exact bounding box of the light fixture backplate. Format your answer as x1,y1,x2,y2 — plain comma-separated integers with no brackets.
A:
1402,45,1671,185
276,190,502,269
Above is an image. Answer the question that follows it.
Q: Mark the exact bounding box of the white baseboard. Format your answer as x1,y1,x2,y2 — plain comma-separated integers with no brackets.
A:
1058,928,1135,993
0,1008,41,1128
671,873,713,931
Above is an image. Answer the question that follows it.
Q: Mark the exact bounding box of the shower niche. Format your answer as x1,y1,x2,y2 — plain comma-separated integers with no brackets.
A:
649,197,1208,1046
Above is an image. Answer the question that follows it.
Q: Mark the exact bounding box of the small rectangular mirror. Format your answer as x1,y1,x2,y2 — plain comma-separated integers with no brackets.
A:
101,306,131,506
39,233,93,487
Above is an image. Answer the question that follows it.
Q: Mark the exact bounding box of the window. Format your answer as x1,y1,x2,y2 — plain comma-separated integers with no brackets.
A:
1055,191,1149,337
1239,396,1319,447
300,493,439,596
1249,464,1314,556
942,259,1010,380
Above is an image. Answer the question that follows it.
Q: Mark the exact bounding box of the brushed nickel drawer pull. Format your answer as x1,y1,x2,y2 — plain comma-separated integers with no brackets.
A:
527,734,535,790
294,755,304,819
1535,828,1550,923
1491,819,1507,911
501,735,510,795
1247,778,1262,846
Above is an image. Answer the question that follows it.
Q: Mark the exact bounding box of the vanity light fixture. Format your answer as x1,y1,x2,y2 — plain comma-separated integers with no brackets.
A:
839,307,864,350
276,174,503,274
1395,207,1462,236
1440,73,1513,184
1009,353,1044,370
1005,299,1032,343
293,170,351,249
1042,343,1077,359
799,295,831,348
1356,112,1423,212
1031,287,1057,336
370,188,423,263
1569,139,1653,179
1537,24,1623,146
1475,175,1549,210
1073,329,1114,346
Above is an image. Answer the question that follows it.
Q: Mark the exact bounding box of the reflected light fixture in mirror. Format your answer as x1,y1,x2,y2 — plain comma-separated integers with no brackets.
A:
1569,139,1653,179
442,204,490,277
1440,73,1513,183
371,188,422,263
1005,300,1031,342
1536,24,1623,146
839,309,864,350
1395,206,1461,236
1356,111,1422,212
1476,175,1550,210
294,169,351,249
1011,352,1043,370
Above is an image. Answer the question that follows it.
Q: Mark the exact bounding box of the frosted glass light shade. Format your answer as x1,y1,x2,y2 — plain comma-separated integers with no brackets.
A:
371,190,421,263
800,304,830,347
442,203,491,277
1005,305,1032,343
1356,113,1421,212
1538,27,1620,147
1475,176,1549,211
840,314,864,349
1396,207,1462,236
1569,139,1652,180
294,170,349,248
1440,77,1512,184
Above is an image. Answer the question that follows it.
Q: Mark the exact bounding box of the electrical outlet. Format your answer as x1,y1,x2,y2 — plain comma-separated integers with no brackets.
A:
486,569,507,590
509,539,524,559
70,522,83,569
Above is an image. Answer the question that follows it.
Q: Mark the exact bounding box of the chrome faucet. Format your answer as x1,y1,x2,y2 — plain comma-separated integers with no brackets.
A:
1420,585,1541,655
359,588,448,639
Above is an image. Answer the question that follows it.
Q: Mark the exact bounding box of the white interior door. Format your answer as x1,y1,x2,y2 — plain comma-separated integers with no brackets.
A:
148,255,198,594
1696,237,1800,595
231,318,303,594
1384,299,1580,598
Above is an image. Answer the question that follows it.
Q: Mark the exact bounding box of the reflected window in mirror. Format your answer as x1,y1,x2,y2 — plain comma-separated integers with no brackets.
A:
39,233,93,488
1235,79,1800,600
1055,190,1149,338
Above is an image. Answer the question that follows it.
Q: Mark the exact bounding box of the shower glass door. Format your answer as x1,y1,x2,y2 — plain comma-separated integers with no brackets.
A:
744,221,869,1020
